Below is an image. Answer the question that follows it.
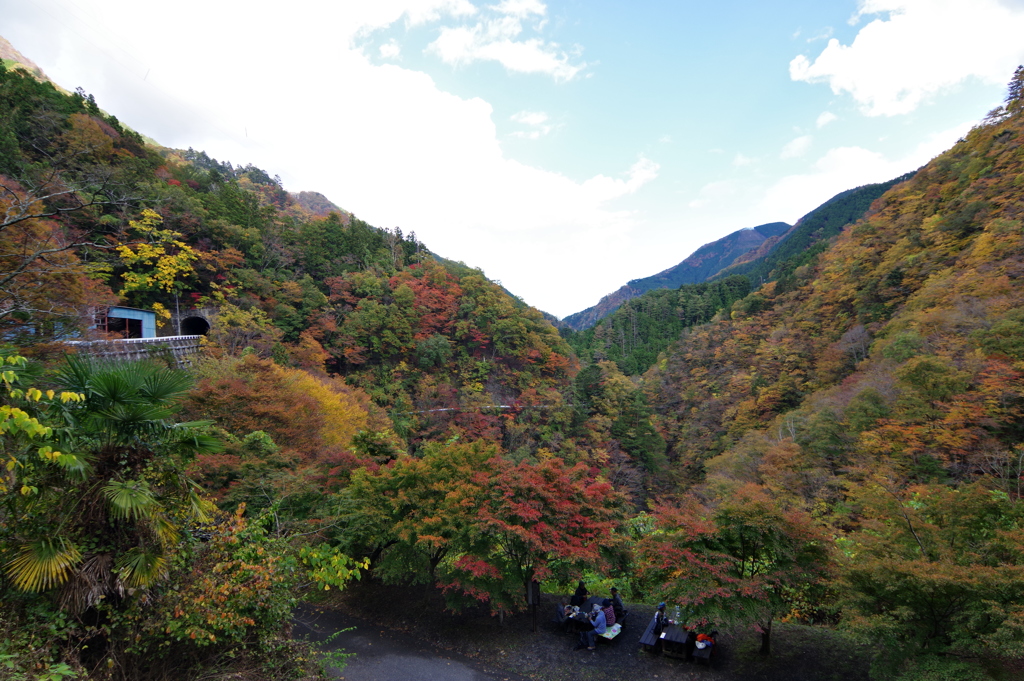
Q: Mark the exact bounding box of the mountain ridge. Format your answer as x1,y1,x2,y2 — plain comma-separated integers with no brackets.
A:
561,221,790,330
709,174,916,287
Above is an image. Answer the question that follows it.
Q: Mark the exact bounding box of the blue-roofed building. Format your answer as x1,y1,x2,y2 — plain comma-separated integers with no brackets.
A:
92,306,157,339
67,305,204,367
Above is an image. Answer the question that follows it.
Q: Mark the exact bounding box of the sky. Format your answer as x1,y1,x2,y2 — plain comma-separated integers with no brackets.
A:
3,0,1023,318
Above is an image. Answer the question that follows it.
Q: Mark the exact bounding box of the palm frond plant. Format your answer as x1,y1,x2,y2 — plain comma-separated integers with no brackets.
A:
0,355,223,613
5,537,82,592
56,552,120,613
103,479,160,521
115,546,169,589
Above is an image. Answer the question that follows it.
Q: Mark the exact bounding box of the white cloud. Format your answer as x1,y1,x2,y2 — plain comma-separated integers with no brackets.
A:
689,180,739,209
490,0,546,18
806,27,834,42
427,2,585,81
510,110,554,138
380,40,402,59
816,111,838,128
757,119,975,223
733,153,755,167
781,135,813,159
511,111,548,126
339,0,477,35
392,0,478,27
0,0,642,316
790,0,1024,115
580,158,660,202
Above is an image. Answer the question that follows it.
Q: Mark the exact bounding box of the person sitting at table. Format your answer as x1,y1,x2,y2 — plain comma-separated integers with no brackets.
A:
638,602,668,652
570,580,588,606
601,598,616,627
553,598,572,631
610,586,628,621
580,603,606,650
571,607,593,649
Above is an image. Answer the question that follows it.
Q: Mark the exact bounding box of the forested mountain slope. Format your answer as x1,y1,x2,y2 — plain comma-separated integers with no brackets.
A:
630,79,1024,676
0,35,47,80
563,179,910,378
645,76,1024,489
710,174,914,289
564,275,752,375
561,221,790,330
0,59,571,415
3,38,1023,681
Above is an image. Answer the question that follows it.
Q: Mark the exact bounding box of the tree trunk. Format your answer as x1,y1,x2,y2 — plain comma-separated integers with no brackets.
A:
759,618,772,656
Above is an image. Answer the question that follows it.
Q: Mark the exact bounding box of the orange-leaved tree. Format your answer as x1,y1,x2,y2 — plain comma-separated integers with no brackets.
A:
635,484,833,655
446,453,626,615
338,440,625,614
0,177,117,341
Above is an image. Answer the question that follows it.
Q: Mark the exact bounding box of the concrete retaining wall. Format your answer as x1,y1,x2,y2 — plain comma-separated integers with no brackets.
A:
64,335,202,368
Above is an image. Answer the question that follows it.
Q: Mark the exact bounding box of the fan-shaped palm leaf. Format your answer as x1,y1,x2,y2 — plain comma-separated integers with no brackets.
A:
87,364,148,405
5,538,82,592
186,488,214,523
165,427,225,456
116,547,168,588
138,367,193,404
54,355,94,396
91,402,174,444
103,479,159,520
56,357,190,409
152,514,182,545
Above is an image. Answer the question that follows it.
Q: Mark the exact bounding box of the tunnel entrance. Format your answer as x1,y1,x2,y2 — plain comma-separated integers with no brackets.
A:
180,316,210,336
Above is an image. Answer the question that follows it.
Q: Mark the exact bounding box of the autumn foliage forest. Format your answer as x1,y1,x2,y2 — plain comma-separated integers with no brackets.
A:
1,50,1024,681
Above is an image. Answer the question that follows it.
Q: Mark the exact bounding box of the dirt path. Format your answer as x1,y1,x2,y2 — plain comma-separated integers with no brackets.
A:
293,604,531,681
303,581,870,681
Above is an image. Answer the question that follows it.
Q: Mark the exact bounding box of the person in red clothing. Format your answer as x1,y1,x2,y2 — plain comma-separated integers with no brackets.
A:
610,586,628,621
601,598,616,626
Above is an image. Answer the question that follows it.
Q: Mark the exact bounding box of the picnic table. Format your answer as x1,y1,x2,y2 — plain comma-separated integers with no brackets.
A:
565,597,622,642
659,623,693,659
665,625,717,665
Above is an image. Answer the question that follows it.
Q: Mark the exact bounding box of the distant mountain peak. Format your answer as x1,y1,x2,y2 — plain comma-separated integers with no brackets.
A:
562,221,790,330
290,190,350,219
0,35,48,81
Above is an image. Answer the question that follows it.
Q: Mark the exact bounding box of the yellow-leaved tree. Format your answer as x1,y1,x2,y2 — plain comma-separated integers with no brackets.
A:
115,209,198,322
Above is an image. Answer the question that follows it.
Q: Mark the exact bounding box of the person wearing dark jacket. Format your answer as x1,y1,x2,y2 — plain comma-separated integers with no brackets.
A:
553,598,573,631
570,580,588,606
638,602,668,651
610,586,628,621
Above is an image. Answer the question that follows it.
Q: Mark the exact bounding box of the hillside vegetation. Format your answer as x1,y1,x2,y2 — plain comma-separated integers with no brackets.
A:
564,275,752,374
0,48,1023,681
562,221,790,330
565,177,909,377
639,70,1024,674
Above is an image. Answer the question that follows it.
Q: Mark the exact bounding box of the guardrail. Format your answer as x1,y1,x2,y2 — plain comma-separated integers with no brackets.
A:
64,335,203,367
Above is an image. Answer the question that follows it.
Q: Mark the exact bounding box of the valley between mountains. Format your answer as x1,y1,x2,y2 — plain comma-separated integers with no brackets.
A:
1,38,1023,681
